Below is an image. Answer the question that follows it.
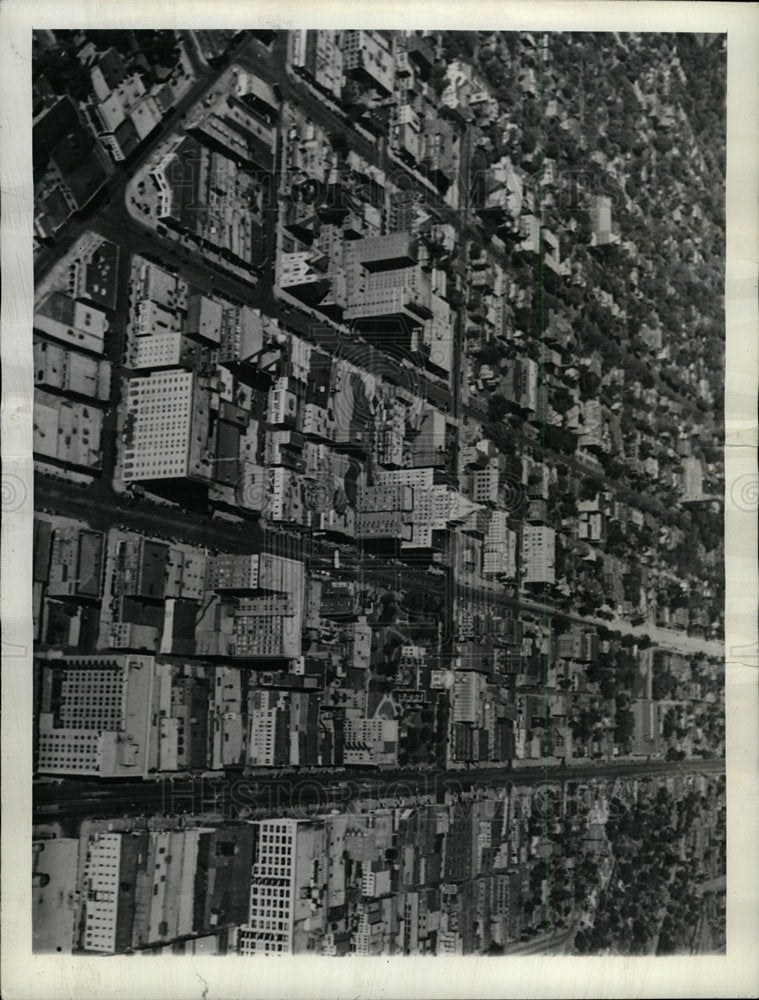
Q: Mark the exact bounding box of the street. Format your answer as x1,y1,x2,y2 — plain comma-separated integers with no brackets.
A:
34,756,725,823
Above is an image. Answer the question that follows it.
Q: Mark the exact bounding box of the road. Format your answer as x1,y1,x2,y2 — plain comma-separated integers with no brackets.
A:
449,575,722,658
34,757,725,823
34,32,255,284
36,474,264,553
502,922,577,956
35,473,448,609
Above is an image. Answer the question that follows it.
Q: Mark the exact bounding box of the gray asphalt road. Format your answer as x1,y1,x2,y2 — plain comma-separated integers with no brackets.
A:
34,757,725,823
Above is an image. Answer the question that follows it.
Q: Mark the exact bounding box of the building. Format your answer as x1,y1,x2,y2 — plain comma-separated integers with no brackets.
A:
47,527,104,598
185,293,224,345
122,372,213,483
341,30,395,95
204,554,304,659
292,30,344,99
206,553,304,596
33,838,79,953
66,238,120,312
236,819,327,955
355,510,413,541
632,699,661,756
34,390,103,469
187,93,276,172
233,598,302,658
134,256,188,313
37,654,158,778
681,456,704,500
344,237,432,329
589,195,620,247
357,483,414,514
473,466,500,505
34,292,109,354
343,717,399,766
247,689,289,766
483,511,517,578
504,357,539,414
34,341,111,400
152,135,263,268
521,526,556,585
79,824,254,954
452,671,486,725
34,98,110,241
131,333,205,371
80,831,125,953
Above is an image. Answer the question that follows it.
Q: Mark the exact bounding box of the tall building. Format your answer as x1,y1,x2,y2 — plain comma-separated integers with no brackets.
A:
472,466,500,504
483,511,517,578
344,237,432,329
123,372,213,483
233,600,302,658
37,654,158,777
341,30,395,96
589,195,620,247
521,526,556,585
236,819,327,955
81,832,124,953
291,30,344,99
505,357,539,414
205,554,305,659
247,689,288,766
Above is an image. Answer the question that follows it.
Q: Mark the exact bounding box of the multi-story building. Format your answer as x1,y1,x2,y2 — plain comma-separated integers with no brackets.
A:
207,552,304,596
521,526,556,585
343,717,399,765
472,466,500,505
589,194,620,247
34,391,104,469
682,456,704,500
340,30,395,96
80,824,254,954
483,511,517,579
34,341,111,400
355,510,413,540
134,257,188,313
81,832,123,953
47,526,104,598
247,689,288,766
291,30,344,99
344,237,432,329
233,599,301,658
504,356,539,414
185,293,224,345
34,292,109,354
357,483,414,513
236,819,327,955
122,372,213,483
130,333,205,371
452,670,486,725
37,654,158,777
152,135,263,268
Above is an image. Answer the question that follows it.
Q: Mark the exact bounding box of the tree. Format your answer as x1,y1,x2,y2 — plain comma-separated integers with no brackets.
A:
599,674,617,700
487,393,511,422
478,344,504,367
614,708,635,744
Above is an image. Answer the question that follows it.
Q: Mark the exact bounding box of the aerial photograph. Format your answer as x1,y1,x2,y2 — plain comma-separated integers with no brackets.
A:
31,28,726,958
